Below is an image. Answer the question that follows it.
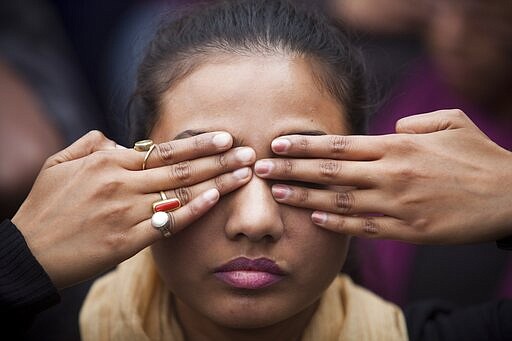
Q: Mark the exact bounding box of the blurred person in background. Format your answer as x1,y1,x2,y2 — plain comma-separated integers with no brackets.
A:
333,0,512,307
0,0,102,219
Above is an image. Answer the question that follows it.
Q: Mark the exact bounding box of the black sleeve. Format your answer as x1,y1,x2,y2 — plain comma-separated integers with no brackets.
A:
497,235,512,250
405,299,512,341
0,219,60,332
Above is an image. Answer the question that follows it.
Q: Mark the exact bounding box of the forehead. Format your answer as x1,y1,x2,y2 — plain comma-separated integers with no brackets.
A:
152,55,348,148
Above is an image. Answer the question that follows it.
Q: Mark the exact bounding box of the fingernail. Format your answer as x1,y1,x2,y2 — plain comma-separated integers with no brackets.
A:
311,211,327,226
272,184,291,200
213,133,232,148
233,167,250,180
272,138,291,153
254,160,274,175
203,188,220,203
236,147,255,163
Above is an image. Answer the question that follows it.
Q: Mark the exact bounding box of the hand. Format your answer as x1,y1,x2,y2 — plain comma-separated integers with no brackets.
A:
254,109,512,244
12,130,255,288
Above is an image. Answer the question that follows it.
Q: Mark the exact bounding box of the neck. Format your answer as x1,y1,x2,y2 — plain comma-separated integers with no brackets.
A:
173,298,319,341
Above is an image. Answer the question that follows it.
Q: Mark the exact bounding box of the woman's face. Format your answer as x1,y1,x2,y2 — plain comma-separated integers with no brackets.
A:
150,54,350,329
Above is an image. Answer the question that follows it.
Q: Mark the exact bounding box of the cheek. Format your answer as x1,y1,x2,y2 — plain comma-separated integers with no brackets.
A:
151,210,226,286
282,207,349,278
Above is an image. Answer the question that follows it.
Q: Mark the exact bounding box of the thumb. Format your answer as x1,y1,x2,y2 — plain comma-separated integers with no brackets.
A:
395,109,478,134
44,130,125,169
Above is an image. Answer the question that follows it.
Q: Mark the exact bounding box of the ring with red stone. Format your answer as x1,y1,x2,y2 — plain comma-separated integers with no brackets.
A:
151,211,173,238
152,197,182,213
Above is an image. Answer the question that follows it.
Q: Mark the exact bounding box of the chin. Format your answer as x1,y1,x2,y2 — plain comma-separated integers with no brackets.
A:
203,296,298,329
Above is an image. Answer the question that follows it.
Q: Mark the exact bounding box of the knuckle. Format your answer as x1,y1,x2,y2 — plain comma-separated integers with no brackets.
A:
187,199,202,217
281,159,294,175
297,136,310,152
87,151,110,169
392,135,414,151
171,161,192,183
214,175,226,192
156,142,177,164
297,187,309,203
362,217,379,235
410,217,428,232
87,130,106,142
216,153,229,171
446,109,469,126
103,231,129,253
333,216,346,232
395,164,417,181
193,134,209,152
174,186,192,204
94,178,124,199
168,212,177,234
333,191,353,214
319,159,341,178
329,135,348,154
449,109,466,120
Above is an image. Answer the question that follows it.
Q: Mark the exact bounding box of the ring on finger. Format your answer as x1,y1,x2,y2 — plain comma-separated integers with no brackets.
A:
142,144,156,170
152,196,182,213
153,190,181,213
134,139,154,152
151,211,173,238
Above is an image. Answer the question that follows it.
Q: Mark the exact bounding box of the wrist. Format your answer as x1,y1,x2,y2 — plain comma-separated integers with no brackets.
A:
496,149,512,249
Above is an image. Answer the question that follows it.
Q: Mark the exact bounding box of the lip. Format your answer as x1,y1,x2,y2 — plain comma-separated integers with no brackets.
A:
214,257,286,289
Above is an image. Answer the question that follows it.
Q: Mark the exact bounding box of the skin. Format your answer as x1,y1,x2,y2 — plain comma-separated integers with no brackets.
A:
150,54,349,341
256,109,512,245
12,128,254,288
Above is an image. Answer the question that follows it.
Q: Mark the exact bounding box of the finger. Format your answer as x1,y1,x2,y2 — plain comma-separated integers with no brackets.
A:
133,188,220,244
134,147,255,192
105,132,234,171
270,134,385,160
254,158,376,187
44,130,121,169
271,185,388,215
310,212,414,241
395,109,479,134
128,167,252,229
142,131,234,170
165,167,252,205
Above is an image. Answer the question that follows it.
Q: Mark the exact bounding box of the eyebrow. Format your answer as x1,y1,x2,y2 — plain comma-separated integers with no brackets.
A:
174,129,326,147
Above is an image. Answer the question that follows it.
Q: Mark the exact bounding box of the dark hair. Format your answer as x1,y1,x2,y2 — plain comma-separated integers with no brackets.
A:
129,0,369,142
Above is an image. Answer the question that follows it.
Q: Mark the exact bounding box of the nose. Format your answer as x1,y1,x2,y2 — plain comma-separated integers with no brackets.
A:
224,176,284,242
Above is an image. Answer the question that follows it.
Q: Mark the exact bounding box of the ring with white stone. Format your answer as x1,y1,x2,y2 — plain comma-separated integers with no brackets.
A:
151,211,173,238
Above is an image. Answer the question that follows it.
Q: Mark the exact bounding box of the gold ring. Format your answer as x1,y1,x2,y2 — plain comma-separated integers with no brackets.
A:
134,139,154,152
160,191,167,200
142,144,156,170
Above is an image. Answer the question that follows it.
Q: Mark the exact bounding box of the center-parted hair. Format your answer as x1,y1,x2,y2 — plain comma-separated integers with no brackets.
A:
129,0,369,141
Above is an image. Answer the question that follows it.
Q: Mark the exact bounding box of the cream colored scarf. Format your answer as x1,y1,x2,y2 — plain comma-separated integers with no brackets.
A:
80,249,407,341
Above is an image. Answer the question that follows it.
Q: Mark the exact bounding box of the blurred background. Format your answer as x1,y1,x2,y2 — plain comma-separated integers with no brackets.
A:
1,0,511,339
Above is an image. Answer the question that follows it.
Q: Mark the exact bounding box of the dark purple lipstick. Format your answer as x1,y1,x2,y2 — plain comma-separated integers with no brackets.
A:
214,257,285,289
